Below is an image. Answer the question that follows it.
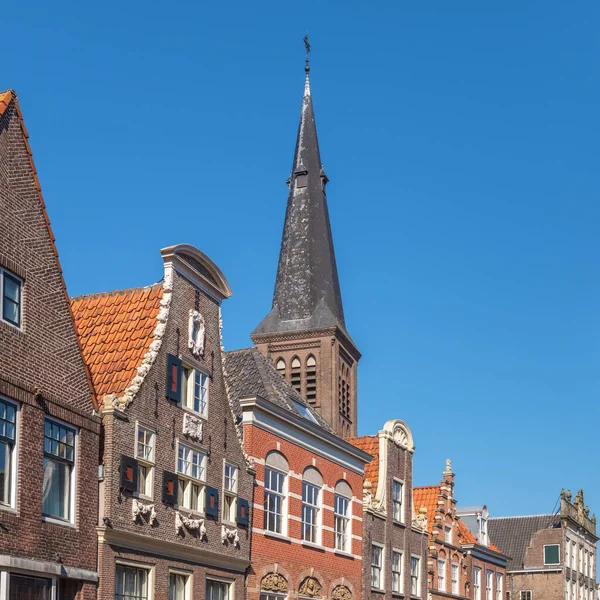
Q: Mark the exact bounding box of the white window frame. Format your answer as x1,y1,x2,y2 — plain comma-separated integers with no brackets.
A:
473,567,482,600
392,549,403,594
6,572,57,600
135,422,155,499
115,560,154,600
222,461,238,525
0,269,23,329
410,555,421,597
264,465,287,535
181,365,209,419
206,577,233,600
437,559,446,592
519,591,532,600
445,524,452,543
301,479,321,544
0,396,19,511
176,441,207,514
42,416,77,526
371,543,384,590
543,543,560,566
496,573,503,600
452,563,459,595
334,491,351,553
485,570,493,600
392,478,404,523
168,569,192,600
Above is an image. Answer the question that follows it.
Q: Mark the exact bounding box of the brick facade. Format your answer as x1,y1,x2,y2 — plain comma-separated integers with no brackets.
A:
0,91,100,600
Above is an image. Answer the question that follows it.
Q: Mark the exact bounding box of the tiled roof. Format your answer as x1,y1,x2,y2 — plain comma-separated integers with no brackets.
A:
489,514,559,570
0,90,97,407
71,285,163,402
223,347,333,433
348,435,379,490
413,485,439,534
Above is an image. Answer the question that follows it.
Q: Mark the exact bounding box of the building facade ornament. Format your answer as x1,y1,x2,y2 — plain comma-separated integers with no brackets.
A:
221,525,239,546
261,574,288,593
331,586,352,600
132,499,157,525
298,577,322,598
188,309,205,356
175,511,207,538
182,412,203,442
444,458,453,474
413,505,428,532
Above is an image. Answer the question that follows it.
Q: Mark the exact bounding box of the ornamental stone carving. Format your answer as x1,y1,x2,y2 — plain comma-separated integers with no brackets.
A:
221,525,239,546
413,505,428,532
132,499,157,525
175,511,207,538
188,310,205,356
183,412,203,442
298,577,321,598
261,574,288,594
331,586,352,600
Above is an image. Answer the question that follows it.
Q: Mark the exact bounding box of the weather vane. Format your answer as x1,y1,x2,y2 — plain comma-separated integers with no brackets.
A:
304,34,311,73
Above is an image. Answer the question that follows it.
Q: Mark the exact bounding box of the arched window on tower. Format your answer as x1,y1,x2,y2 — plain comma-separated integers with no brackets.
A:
305,355,317,403
276,358,286,378
291,357,302,394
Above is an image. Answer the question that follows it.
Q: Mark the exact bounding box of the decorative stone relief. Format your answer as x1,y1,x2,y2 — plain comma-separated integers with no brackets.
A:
175,511,207,538
444,458,453,474
221,525,239,546
298,577,321,598
183,412,203,443
413,505,428,532
393,425,408,448
188,310,205,357
132,499,157,525
331,586,351,600
260,574,288,594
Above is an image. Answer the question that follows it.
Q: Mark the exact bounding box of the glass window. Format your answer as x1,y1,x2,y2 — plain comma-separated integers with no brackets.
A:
177,443,206,512
392,551,402,593
496,573,503,600
182,367,208,417
486,571,493,600
473,567,481,600
264,467,285,534
115,565,148,600
42,419,75,521
0,399,17,507
437,559,446,592
302,480,320,543
334,493,350,552
135,425,155,498
452,563,459,595
445,525,452,543
177,444,205,481
206,580,230,600
222,463,238,523
519,592,532,600
10,575,51,600
2,272,21,327
392,480,403,522
371,545,383,589
544,544,560,565
169,574,188,600
410,556,420,597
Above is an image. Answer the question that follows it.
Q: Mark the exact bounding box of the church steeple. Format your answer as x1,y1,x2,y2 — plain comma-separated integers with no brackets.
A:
252,40,360,439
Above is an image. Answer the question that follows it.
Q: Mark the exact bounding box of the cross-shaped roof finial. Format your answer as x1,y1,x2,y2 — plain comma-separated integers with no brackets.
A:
304,34,311,74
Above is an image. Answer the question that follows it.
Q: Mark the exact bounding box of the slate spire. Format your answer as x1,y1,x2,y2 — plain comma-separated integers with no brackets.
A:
252,44,346,336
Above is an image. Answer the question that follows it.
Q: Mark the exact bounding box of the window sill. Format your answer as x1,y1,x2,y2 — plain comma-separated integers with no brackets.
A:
391,594,405,599
180,406,208,421
301,541,325,552
334,550,354,559
177,508,206,519
263,531,292,543
138,494,154,502
0,504,17,515
222,519,236,528
370,588,385,595
42,516,76,528
393,519,406,528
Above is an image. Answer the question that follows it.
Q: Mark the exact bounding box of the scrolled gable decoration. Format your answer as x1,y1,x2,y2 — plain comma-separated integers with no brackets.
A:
299,577,322,598
261,574,288,594
188,310,205,356
331,586,352,600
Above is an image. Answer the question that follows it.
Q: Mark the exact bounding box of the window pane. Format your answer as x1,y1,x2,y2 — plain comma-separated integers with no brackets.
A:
3,274,20,326
10,575,51,600
545,544,560,565
42,457,71,519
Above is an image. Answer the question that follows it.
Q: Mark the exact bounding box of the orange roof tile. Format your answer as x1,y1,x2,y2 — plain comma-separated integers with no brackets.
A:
71,285,163,402
413,485,439,535
348,435,379,490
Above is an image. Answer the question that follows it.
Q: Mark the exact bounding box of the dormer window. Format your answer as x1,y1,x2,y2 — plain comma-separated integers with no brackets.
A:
295,164,308,189
1,270,22,328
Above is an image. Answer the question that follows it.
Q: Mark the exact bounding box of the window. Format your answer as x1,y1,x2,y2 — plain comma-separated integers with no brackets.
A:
222,463,238,523
486,571,493,600
301,467,322,544
115,564,149,600
9,575,51,600
169,573,189,600
392,551,403,593
392,479,403,522
473,567,481,600
177,443,206,512
306,355,317,402
275,359,286,377
572,542,577,572
579,546,583,572
410,556,421,597
0,398,17,508
371,545,383,589
584,550,588,576
182,366,208,417
1,270,22,328
206,580,231,600
452,563,459,595
264,452,288,534
496,573,503,600
566,538,571,568
445,525,452,543
543,544,560,565
135,424,155,498
334,480,352,552
437,559,446,592
291,357,302,394
519,592,532,600
42,418,76,521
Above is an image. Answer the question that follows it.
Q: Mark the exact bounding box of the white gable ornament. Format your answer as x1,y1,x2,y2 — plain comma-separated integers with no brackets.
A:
188,310,205,357
183,412,204,443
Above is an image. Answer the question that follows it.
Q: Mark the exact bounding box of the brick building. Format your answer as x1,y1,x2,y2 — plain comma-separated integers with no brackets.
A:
224,347,371,600
0,90,101,600
413,461,508,600
72,244,254,600
350,422,429,600
489,489,598,600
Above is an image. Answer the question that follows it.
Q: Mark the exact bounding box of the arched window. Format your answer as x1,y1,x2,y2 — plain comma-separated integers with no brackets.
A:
264,452,288,535
302,467,322,543
305,355,317,403
276,358,286,377
291,357,302,394
334,480,352,552
338,361,351,425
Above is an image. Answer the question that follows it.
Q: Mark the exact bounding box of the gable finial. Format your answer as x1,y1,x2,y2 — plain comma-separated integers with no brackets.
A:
304,34,311,73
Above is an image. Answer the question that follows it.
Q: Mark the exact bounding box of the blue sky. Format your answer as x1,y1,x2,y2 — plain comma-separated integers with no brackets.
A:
4,1,599,518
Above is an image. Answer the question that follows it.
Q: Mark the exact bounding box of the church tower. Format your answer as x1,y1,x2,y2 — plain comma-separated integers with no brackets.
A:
251,44,360,438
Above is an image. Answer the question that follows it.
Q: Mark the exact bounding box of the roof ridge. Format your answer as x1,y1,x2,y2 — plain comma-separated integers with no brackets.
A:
347,434,377,441
490,514,555,520
224,347,255,355
414,485,440,490
71,283,161,301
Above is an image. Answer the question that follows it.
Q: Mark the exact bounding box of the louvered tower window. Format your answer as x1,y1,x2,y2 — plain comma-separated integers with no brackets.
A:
338,361,352,436
291,357,302,394
276,358,286,378
305,355,317,403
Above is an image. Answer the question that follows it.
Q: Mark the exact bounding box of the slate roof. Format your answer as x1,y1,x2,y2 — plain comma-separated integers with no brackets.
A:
223,347,333,433
252,70,346,338
71,284,163,402
348,435,379,490
489,514,560,571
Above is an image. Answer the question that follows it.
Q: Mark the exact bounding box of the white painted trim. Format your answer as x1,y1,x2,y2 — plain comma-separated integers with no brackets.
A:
0,396,19,511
